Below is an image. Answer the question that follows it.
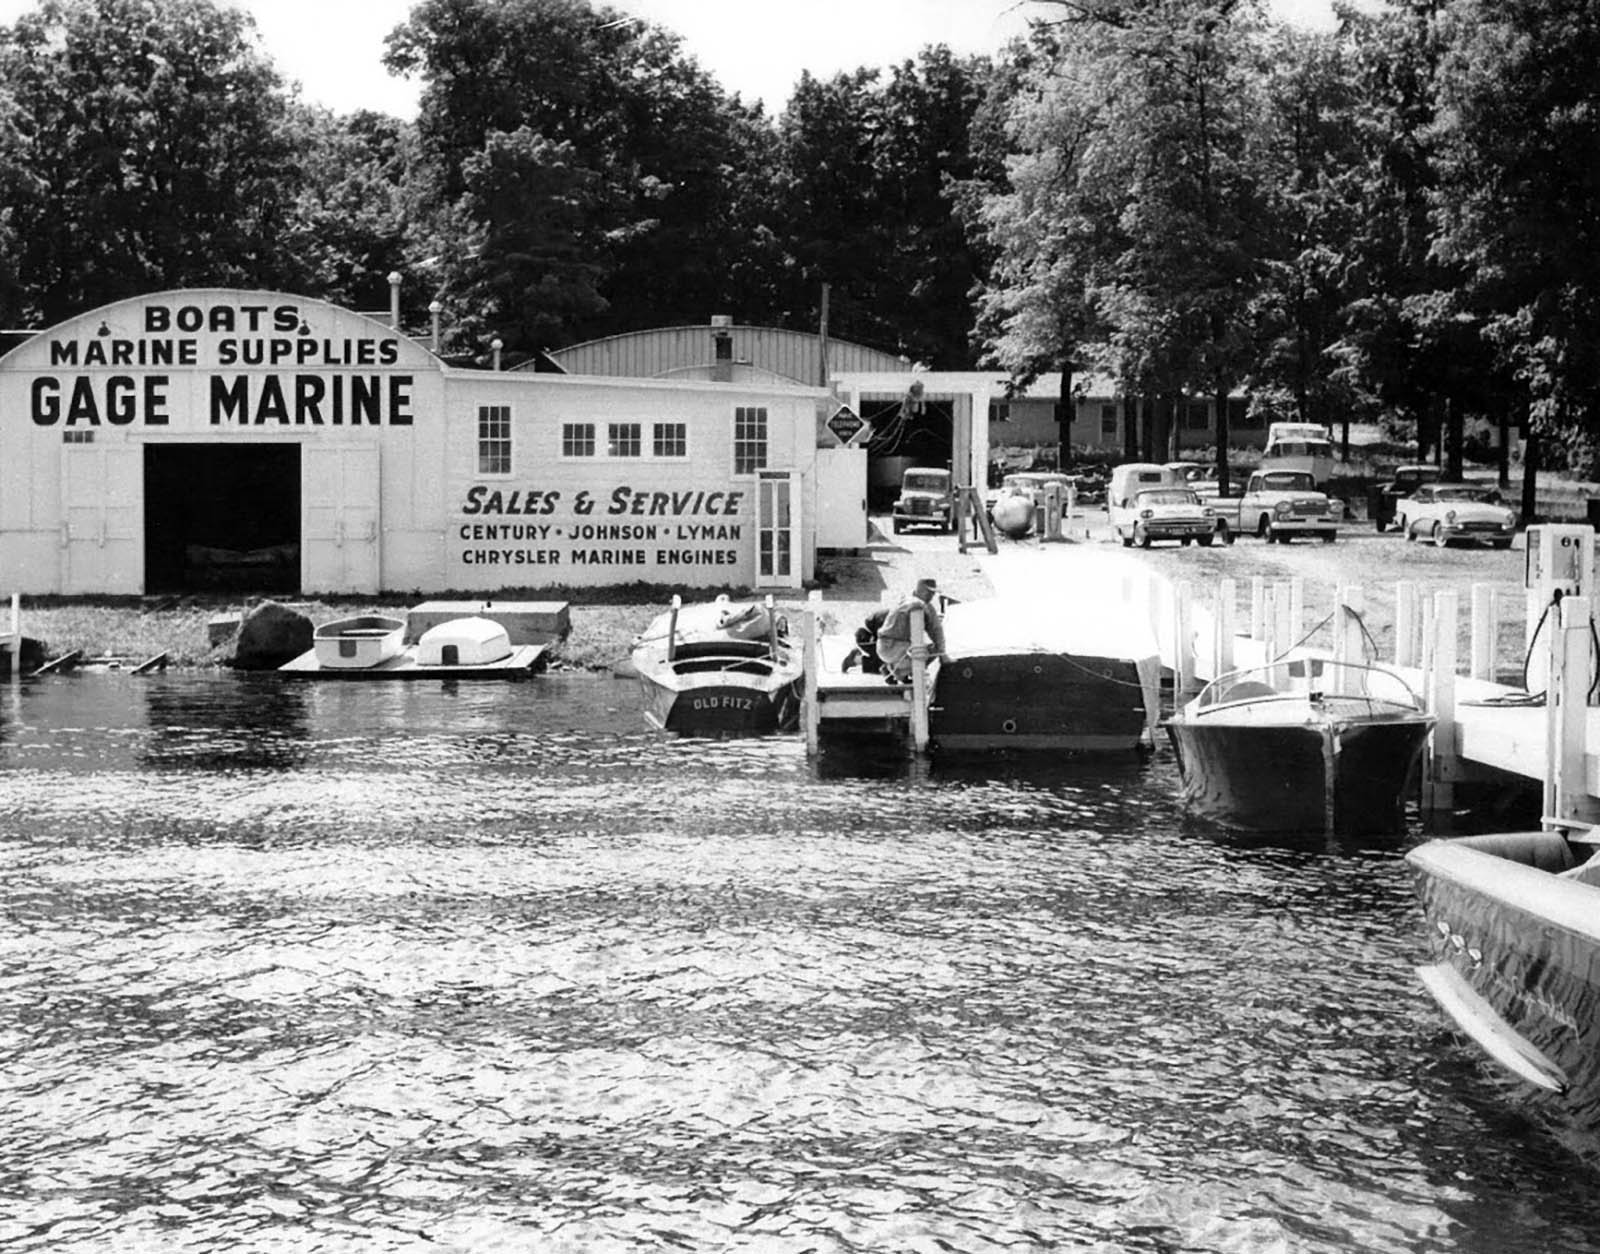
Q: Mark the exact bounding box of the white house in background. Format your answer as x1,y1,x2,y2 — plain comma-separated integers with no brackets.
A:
0,291,833,597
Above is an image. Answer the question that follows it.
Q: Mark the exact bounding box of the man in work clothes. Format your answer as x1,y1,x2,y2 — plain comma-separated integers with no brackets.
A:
876,576,948,683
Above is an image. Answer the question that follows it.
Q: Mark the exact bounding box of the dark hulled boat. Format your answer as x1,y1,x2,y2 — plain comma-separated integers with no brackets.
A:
928,597,1160,752
1164,657,1434,833
631,596,803,737
1407,828,1600,1124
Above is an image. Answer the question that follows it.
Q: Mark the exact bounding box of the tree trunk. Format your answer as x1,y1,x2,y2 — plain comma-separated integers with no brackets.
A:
1057,365,1073,469
1520,427,1539,524
1445,394,1464,480
1213,382,1232,496
1497,403,1511,489
1122,393,1139,461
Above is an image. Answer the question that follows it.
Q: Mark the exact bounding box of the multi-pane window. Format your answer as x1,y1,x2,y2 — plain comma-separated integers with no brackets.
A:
653,422,687,458
733,406,768,475
990,402,1011,424
562,422,596,457
1100,404,1118,437
1185,401,1211,431
608,422,641,457
477,405,511,474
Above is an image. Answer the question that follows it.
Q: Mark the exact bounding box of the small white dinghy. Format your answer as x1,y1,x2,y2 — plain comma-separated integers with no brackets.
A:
312,615,406,669
416,617,513,667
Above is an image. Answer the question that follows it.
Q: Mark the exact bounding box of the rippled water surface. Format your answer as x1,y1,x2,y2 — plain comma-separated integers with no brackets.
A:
3,671,1598,1253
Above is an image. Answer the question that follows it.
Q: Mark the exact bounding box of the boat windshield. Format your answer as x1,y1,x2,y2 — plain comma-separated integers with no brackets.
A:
1195,660,1423,711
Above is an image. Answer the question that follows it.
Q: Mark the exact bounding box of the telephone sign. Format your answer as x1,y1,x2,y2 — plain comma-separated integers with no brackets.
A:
826,405,865,445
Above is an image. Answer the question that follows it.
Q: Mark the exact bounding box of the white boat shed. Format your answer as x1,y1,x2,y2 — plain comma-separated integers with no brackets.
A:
0,289,841,597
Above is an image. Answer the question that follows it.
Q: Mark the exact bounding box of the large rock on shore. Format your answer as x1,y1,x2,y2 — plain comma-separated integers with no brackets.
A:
233,601,313,670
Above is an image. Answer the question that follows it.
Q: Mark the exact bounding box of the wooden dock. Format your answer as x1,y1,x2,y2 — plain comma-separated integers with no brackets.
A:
807,538,1600,824
801,593,932,752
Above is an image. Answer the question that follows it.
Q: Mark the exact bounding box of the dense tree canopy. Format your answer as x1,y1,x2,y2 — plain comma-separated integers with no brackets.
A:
1,0,1599,465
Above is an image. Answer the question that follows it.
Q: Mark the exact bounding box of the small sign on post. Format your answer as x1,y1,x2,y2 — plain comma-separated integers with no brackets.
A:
826,404,866,446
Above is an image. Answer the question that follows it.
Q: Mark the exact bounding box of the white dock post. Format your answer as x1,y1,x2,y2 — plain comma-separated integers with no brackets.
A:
803,591,822,755
4,592,17,681
1250,576,1266,641
1262,583,1281,683
1395,582,1419,668
1214,578,1236,679
1470,583,1495,681
1173,580,1196,697
1424,590,1459,813
1545,595,1594,826
1289,578,1305,648
1334,585,1365,666
908,604,930,753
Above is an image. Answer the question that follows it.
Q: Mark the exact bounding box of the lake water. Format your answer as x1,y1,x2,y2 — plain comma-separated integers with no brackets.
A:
2,671,1597,1253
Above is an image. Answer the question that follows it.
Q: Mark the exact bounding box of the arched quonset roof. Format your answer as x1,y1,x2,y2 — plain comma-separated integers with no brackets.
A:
0,288,446,374
535,323,908,384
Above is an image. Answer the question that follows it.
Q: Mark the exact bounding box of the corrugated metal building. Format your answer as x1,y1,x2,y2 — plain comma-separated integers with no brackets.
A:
540,320,909,386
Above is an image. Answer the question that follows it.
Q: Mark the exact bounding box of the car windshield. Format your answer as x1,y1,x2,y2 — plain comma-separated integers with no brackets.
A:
904,474,949,492
1257,472,1316,491
1138,489,1198,506
1435,486,1496,503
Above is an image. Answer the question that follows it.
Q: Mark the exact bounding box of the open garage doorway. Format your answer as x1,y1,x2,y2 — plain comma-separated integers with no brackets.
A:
144,444,301,594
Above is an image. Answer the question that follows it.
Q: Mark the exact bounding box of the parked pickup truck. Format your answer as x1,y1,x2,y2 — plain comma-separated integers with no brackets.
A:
1213,469,1343,543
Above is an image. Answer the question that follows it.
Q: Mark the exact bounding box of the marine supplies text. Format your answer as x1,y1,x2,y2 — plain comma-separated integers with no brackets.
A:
458,485,747,569
30,300,415,428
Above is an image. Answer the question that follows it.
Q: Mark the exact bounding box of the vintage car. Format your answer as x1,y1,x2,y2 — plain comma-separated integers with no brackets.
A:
1370,463,1442,531
1115,486,1219,548
891,466,955,534
1227,469,1343,543
1396,482,1517,548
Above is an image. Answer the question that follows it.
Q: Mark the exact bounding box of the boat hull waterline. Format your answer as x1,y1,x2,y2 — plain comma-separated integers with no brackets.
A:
1407,831,1600,1126
631,597,803,737
1165,705,1433,833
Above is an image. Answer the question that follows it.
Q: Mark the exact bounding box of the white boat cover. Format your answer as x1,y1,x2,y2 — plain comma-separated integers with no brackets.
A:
416,616,513,666
940,596,1162,734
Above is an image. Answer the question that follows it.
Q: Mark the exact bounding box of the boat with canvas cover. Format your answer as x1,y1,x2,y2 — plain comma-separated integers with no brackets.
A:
1407,826,1600,1124
631,595,803,736
927,596,1160,752
1164,657,1433,834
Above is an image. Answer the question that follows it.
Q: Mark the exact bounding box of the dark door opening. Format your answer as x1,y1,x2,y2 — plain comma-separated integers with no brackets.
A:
144,444,301,594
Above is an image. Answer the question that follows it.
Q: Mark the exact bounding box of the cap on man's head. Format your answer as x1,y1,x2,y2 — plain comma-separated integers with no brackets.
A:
916,576,938,591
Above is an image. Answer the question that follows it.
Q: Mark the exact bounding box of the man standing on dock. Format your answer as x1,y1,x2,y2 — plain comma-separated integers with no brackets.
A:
877,576,948,683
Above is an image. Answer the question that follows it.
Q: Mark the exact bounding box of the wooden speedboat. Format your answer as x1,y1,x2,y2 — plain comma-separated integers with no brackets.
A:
1164,657,1433,833
312,614,406,669
631,595,803,736
928,596,1160,751
1407,827,1600,1121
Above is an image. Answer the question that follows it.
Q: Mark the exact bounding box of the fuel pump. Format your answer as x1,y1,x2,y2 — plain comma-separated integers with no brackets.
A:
1524,524,1595,695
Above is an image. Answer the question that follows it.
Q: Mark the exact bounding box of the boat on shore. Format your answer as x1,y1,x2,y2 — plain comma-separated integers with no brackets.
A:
1164,657,1433,833
631,595,803,736
313,615,406,669
928,596,1160,752
283,608,548,678
1407,827,1600,1124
